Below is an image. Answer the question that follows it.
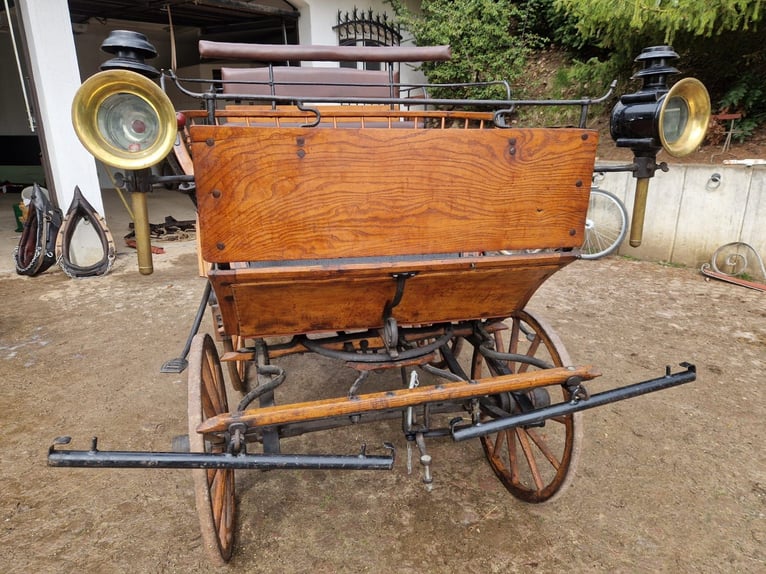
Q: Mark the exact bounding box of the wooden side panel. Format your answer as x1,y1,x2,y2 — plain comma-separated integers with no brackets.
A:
192,126,597,263
208,253,576,338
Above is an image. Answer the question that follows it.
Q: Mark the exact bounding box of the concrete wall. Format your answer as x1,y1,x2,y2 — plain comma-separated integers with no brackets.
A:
597,163,766,268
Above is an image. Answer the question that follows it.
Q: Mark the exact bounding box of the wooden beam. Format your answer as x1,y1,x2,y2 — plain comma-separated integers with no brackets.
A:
195,365,601,433
198,0,299,19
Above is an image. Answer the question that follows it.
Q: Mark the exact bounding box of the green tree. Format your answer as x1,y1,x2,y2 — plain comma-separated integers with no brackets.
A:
555,0,766,129
387,0,545,100
554,0,763,52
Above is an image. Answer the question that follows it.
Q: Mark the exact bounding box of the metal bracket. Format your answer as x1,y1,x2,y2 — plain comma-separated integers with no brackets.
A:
380,272,418,358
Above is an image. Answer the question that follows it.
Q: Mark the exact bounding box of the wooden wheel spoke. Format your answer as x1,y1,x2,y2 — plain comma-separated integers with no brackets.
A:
493,330,505,371
222,473,235,533
508,321,520,372
471,347,483,378
492,427,506,458
518,334,541,374
206,357,227,414
525,427,561,471
211,469,225,531
516,428,545,492
507,429,520,484
201,391,216,422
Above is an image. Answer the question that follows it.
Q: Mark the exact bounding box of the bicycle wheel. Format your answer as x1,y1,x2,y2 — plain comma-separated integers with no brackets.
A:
581,188,628,260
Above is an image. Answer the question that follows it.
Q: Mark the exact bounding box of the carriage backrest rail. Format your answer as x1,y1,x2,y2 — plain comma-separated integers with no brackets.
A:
164,40,613,128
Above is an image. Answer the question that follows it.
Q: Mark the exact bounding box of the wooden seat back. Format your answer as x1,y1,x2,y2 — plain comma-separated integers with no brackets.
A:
191,123,598,263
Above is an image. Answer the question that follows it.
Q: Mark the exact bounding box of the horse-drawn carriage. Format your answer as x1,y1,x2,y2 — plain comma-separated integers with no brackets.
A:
50,31,709,564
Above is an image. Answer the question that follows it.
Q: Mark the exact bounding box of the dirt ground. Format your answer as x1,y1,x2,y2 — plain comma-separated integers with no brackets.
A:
0,208,763,574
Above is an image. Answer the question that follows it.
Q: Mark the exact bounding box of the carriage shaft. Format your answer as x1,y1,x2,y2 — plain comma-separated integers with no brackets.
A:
451,363,696,441
195,365,600,434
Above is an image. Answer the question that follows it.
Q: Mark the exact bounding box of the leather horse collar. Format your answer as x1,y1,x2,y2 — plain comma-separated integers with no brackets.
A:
14,183,62,276
56,186,116,278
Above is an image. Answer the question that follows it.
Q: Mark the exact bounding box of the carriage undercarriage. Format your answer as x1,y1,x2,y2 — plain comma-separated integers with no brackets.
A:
50,308,695,563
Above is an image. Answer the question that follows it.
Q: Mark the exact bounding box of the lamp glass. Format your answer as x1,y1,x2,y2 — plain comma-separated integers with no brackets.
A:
661,96,690,145
96,93,161,153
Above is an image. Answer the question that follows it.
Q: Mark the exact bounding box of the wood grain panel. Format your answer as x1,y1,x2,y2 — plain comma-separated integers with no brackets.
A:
192,126,597,263
208,252,576,338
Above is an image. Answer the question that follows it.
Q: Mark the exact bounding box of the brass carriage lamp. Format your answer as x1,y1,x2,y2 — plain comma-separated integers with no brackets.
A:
71,30,177,274
72,30,176,171
609,46,710,247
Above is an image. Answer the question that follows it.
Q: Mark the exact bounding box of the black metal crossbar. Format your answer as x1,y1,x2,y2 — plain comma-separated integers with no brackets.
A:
451,363,696,442
48,439,396,471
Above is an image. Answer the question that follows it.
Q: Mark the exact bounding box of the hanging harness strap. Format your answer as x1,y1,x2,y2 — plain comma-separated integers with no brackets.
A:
56,186,116,278
14,183,62,276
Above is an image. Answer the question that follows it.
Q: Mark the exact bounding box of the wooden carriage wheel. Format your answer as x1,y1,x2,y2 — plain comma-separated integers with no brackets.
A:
221,334,248,393
472,309,583,503
188,333,236,564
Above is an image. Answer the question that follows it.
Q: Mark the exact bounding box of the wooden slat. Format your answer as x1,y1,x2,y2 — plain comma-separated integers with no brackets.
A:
208,252,576,338
192,126,597,263
196,364,601,434
171,131,194,176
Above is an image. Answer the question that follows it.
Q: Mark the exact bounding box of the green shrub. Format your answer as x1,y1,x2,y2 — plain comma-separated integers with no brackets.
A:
388,0,544,100
718,72,766,141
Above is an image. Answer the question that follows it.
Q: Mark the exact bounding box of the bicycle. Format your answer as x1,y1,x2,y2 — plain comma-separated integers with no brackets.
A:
581,180,628,260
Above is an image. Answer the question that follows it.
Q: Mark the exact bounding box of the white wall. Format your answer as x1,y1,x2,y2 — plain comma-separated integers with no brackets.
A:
16,0,103,214
596,164,766,268
294,0,427,86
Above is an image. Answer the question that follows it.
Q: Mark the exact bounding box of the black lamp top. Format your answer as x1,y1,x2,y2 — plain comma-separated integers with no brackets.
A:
99,30,160,78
